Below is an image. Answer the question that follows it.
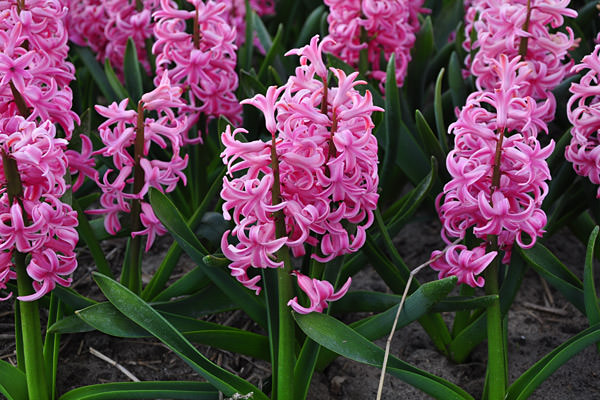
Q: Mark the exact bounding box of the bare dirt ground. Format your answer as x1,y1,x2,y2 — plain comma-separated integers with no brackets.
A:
1,216,600,399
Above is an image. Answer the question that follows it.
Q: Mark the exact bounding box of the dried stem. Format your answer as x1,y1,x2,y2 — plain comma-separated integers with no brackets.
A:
376,237,462,400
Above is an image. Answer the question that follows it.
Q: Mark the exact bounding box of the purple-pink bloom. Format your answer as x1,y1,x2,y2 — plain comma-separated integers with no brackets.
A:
221,35,381,307
464,0,577,121
432,54,553,286
323,0,426,89
0,2,79,133
287,271,352,314
566,44,600,197
430,245,497,288
152,0,241,130
90,77,188,250
0,116,78,301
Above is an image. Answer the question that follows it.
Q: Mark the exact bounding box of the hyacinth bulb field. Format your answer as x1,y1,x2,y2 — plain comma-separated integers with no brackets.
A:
3,0,600,399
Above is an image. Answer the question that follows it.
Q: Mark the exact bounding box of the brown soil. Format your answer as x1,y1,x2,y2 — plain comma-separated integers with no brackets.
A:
1,217,600,399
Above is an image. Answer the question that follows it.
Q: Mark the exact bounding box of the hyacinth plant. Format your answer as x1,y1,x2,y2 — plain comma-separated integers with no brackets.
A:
2,0,600,400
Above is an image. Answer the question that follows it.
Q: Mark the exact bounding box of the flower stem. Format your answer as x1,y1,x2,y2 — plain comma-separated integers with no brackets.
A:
9,81,30,118
484,237,506,400
270,135,295,400
16,253,50,400
518,0,532,59
125,102,146,294
485,122,507,399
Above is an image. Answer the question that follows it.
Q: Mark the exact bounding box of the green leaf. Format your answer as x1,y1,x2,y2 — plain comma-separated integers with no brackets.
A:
405,16,434,108
123,38,143,104
0,360,28,400
258,24,283,81
74,302,270,361
415,110,446,174
350,277,457,340
73,45,117,103
104,59,129,102
506,324,600,400
381,54,401,189
73,198,112,277
143,167,226,301
52,286,97,312
239,0,253,72
92,273,267,399
448,51,467,109
48,315,95,335
153,284,236,316
584,226,600,326
151,266,210,302
294,5,326,48
59,381,217,400
519,244,585,313
429,295,498,313
433,68,449,154
295,312,473,400
449,252,526,362
149,188,267,328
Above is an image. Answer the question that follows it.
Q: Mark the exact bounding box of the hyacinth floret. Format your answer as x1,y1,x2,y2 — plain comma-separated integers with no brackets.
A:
90,74,188,251
432,54,554,286
287,271,352,314
220,35,380,309
0,116,78,301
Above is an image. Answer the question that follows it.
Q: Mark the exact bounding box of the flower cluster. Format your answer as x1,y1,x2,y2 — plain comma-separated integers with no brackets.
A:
464,0,577,121
323,0,425,89
566,44,600,197
90,75,188,251
67,0,159,78
0,116,78,301
152,0,242,130
220,35,380,310
0,0,79,133
431,55,554,286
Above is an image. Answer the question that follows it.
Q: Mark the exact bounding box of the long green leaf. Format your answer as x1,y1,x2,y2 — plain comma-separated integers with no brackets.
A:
103,59,129,102
0,360,28,400
519,245,585,313
584,226,600,326
415,110,446,177
151,266,211,303
153,284,236,316
149,188,267,328
92,273,267,399
294,5,326,48
295,312,473,400
73,45,117,102
381,54,400,189
143,166,226,301
506,324,600,400
71,302,270,360
73,198,112,277
433,68,448,154
448,51,467,109
123,38,143,104
258,24,283,80
449,252,526,362
59,381,217,400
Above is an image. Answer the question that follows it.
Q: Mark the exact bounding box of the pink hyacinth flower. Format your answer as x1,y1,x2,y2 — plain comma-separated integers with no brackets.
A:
430,245,497,288
287,271,352,314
